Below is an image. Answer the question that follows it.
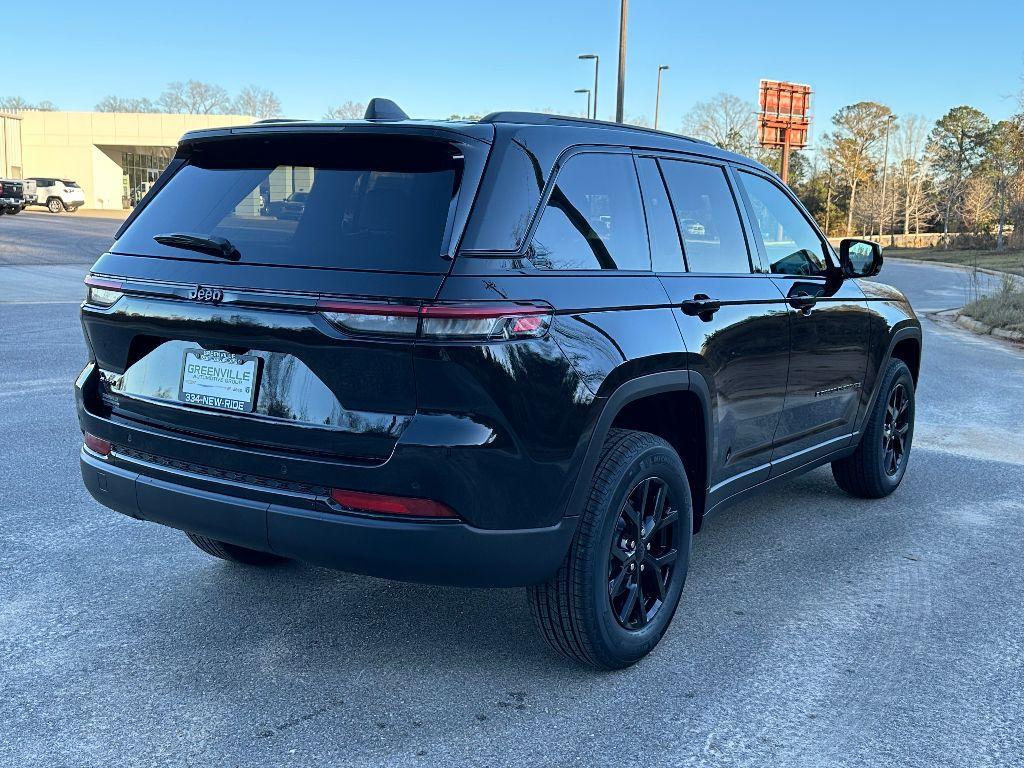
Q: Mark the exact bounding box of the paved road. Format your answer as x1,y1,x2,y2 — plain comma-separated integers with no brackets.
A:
0,211,119,266
1,221,1022,767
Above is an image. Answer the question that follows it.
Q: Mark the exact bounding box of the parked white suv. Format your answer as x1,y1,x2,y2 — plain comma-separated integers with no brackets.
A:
28,177,86,213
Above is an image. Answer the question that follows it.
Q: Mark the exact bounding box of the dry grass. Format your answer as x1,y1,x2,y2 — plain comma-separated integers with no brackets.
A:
963,274,1024,332
887,247,1024,277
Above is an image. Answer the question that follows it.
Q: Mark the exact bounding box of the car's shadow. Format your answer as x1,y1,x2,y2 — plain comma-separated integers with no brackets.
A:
139,462,898,678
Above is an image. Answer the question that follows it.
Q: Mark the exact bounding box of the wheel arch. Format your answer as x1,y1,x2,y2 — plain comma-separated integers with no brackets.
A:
858,324,922,434
890,334,922,384
565,370,714,533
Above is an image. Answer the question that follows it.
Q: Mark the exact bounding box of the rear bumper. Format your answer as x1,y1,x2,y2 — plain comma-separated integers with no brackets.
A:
81,448,577,587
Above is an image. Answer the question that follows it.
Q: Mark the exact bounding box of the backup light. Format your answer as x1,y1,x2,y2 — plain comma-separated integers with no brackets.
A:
318,300,552,341
84,275,124,307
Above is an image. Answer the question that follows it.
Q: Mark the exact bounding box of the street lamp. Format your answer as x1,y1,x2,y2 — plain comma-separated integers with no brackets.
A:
578,54,599,119
574,89,591,119
654,65,669,130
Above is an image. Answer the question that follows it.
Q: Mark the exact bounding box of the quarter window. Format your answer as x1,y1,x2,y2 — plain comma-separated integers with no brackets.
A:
530,153,649,271
659,159,751,274
738,171,827,276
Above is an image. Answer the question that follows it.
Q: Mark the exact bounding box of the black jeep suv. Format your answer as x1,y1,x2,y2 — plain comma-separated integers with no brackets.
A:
77,101,922,668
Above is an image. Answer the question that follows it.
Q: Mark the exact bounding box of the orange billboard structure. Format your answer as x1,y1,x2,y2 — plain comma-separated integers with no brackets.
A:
757,80,812,183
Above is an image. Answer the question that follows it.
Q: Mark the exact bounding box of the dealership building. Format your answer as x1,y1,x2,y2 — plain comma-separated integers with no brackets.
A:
0,110,253,210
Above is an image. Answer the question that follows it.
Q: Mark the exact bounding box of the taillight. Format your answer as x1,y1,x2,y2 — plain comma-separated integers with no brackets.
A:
318,300,552,340
329,488,457,519
84,275,123,307
84,432,111,456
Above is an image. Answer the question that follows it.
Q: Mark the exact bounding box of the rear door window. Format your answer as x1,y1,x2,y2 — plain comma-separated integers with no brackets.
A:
114,135,466,273
529,152,650,271
659,159,752,274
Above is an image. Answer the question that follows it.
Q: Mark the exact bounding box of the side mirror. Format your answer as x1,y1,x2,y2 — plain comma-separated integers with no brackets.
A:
839,238,883,278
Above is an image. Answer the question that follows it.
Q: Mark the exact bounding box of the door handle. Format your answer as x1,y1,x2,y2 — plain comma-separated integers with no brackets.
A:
787,291,816,312
681,294,722,320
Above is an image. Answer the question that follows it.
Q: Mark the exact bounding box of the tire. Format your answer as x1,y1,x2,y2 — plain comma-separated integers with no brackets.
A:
529,428,693,669
47,198,64,213
832,359,915,498
184,531,285,565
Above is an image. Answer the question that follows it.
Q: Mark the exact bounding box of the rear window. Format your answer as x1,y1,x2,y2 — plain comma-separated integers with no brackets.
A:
114,135,465,272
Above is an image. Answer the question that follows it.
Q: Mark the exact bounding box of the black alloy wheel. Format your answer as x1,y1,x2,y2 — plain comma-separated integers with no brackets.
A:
831,358,915,498
882,383,910,476
608,477,681,630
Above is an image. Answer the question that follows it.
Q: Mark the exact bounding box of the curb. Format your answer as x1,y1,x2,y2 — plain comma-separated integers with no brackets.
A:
885,256,1024,287
954,311,1024,343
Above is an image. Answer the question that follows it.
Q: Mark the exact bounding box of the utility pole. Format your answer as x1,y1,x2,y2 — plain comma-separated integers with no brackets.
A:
780,128,791,185
654,65,669,130
878,115,895,240
615,0,628,123
578,54,599,119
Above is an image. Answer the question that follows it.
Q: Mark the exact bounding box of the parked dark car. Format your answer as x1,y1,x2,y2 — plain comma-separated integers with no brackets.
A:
76,101,922,668
262,190,309,220
0,178,25,214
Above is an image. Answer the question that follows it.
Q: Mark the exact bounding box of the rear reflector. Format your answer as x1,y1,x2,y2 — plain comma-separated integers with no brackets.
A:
329,488,457,519
318,300,552,340
84,432,111,456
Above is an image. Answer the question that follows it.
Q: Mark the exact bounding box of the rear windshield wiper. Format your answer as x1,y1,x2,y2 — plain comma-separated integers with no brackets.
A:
153,232,241,261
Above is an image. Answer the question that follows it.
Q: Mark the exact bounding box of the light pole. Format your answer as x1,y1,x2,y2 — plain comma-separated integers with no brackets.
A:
878,114,895,240
654,65,669,130
615,0,628,123
574,89,591,119
578,54,599,119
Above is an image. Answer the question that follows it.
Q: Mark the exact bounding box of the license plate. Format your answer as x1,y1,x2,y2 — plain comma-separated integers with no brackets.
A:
177,349,259,413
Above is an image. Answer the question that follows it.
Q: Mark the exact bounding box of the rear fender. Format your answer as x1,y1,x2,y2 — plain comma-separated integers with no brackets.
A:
564,370,713,527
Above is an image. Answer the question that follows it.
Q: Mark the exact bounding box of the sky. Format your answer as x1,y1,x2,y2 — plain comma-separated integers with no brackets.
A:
7,0,1024,144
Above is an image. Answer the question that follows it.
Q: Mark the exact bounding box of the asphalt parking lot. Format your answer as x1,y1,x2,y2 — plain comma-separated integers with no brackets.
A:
1,213,1022,767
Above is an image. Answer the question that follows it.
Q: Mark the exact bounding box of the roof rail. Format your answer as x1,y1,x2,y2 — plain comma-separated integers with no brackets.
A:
251,118,306,124
478,111,711,145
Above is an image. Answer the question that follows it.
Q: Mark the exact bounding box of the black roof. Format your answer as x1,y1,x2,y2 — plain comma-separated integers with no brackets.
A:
182,110,768,172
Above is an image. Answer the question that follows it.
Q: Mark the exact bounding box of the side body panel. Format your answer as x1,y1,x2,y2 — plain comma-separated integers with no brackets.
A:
766,276,871,472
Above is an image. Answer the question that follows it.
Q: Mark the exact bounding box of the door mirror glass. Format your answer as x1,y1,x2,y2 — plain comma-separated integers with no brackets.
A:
840,239,883,278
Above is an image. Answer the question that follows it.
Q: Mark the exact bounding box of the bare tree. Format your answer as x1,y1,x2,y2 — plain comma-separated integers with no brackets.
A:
158,80,233,114
95,95,158,113
680,93,756,153
233,86,282,120
961,176,997,232
891,115,931,236
323,101,366,120
0,96,57,111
